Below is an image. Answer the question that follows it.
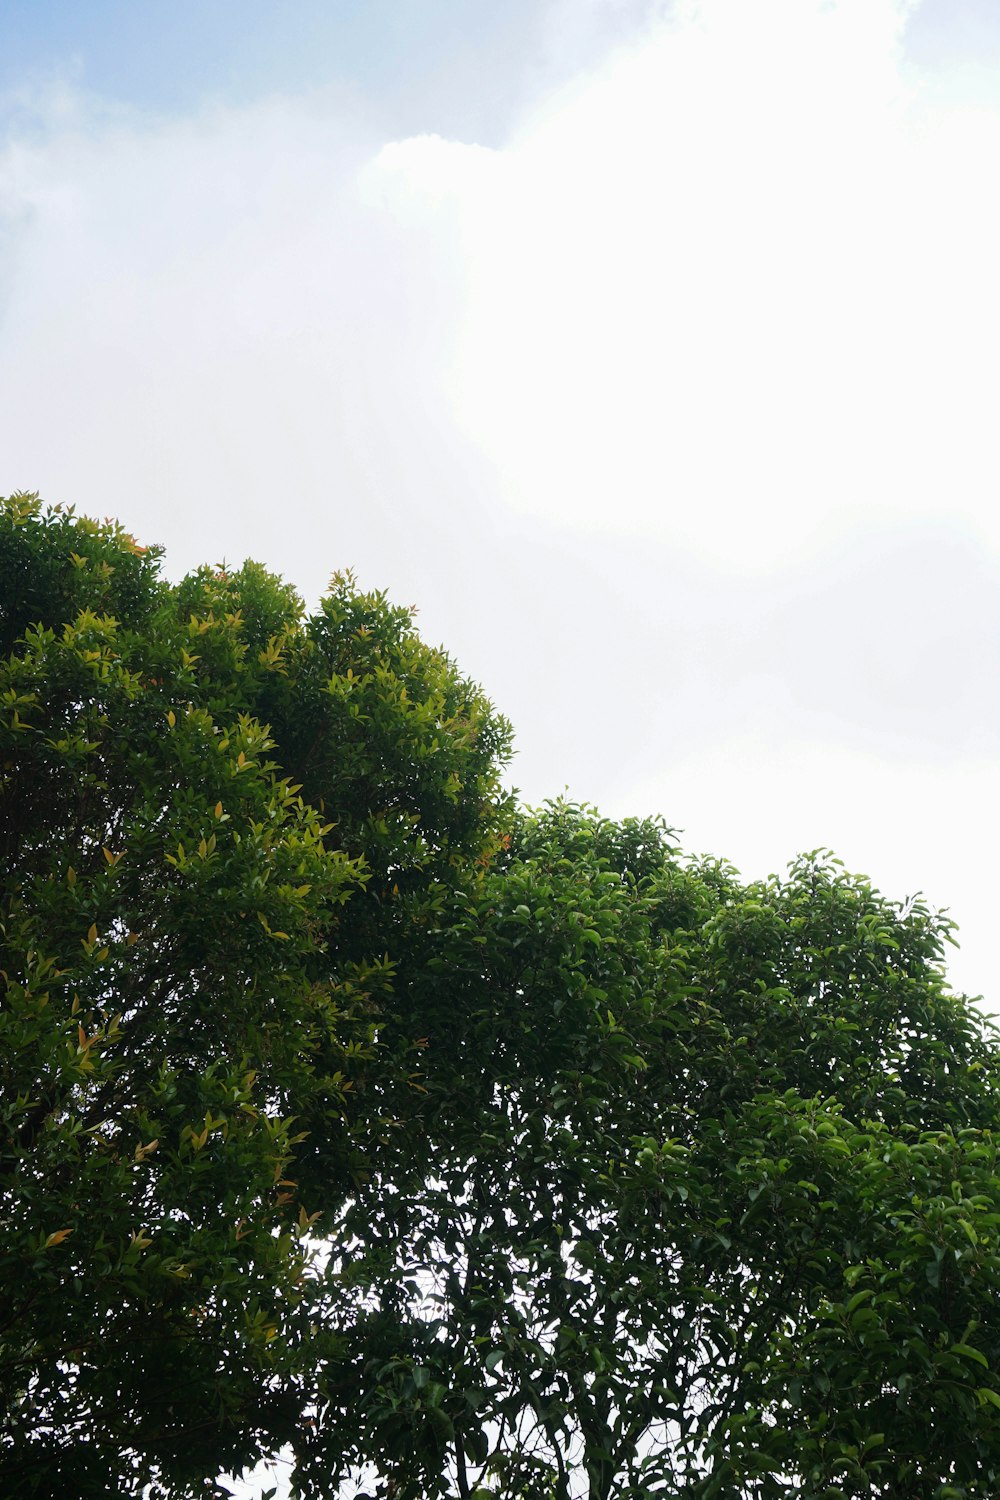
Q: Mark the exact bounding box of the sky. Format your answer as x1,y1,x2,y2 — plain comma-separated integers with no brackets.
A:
1,0,999,1026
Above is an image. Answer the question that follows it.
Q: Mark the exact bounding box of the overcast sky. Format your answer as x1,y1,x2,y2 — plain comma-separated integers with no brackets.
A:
2,0,999,1022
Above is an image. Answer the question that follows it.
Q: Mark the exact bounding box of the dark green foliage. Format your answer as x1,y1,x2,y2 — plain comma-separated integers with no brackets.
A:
303,806,1000,1500
0,495,510,1496
4,494,1000,1500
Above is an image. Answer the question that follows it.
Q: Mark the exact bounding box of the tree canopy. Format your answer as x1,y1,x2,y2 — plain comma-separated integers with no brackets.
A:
3,493,1000,1500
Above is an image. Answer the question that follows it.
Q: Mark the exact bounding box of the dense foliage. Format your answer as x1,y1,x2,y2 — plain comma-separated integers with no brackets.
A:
0,495,510,1496
314,810,1000,1499
4,494,1000,1499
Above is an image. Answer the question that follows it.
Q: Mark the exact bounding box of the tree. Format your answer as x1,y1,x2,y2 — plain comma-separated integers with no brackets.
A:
292,804,1000,1500
0,494,511,1496
4,494,1000,1500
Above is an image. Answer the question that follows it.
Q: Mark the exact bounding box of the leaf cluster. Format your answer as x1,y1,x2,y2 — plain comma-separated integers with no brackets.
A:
0,495,511,1496
300,805,1000,1500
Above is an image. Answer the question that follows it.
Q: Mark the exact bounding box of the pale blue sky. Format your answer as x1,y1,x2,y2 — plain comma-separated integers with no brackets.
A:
6,0,997,134
0,0,623,141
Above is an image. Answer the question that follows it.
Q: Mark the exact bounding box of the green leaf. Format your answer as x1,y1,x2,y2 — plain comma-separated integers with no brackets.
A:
951,1343,989,1369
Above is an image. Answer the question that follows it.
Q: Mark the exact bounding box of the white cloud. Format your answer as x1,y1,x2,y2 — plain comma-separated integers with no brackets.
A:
0,91,476,602
365,0,1000,571
6,0,999,581
1,0,998,1005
